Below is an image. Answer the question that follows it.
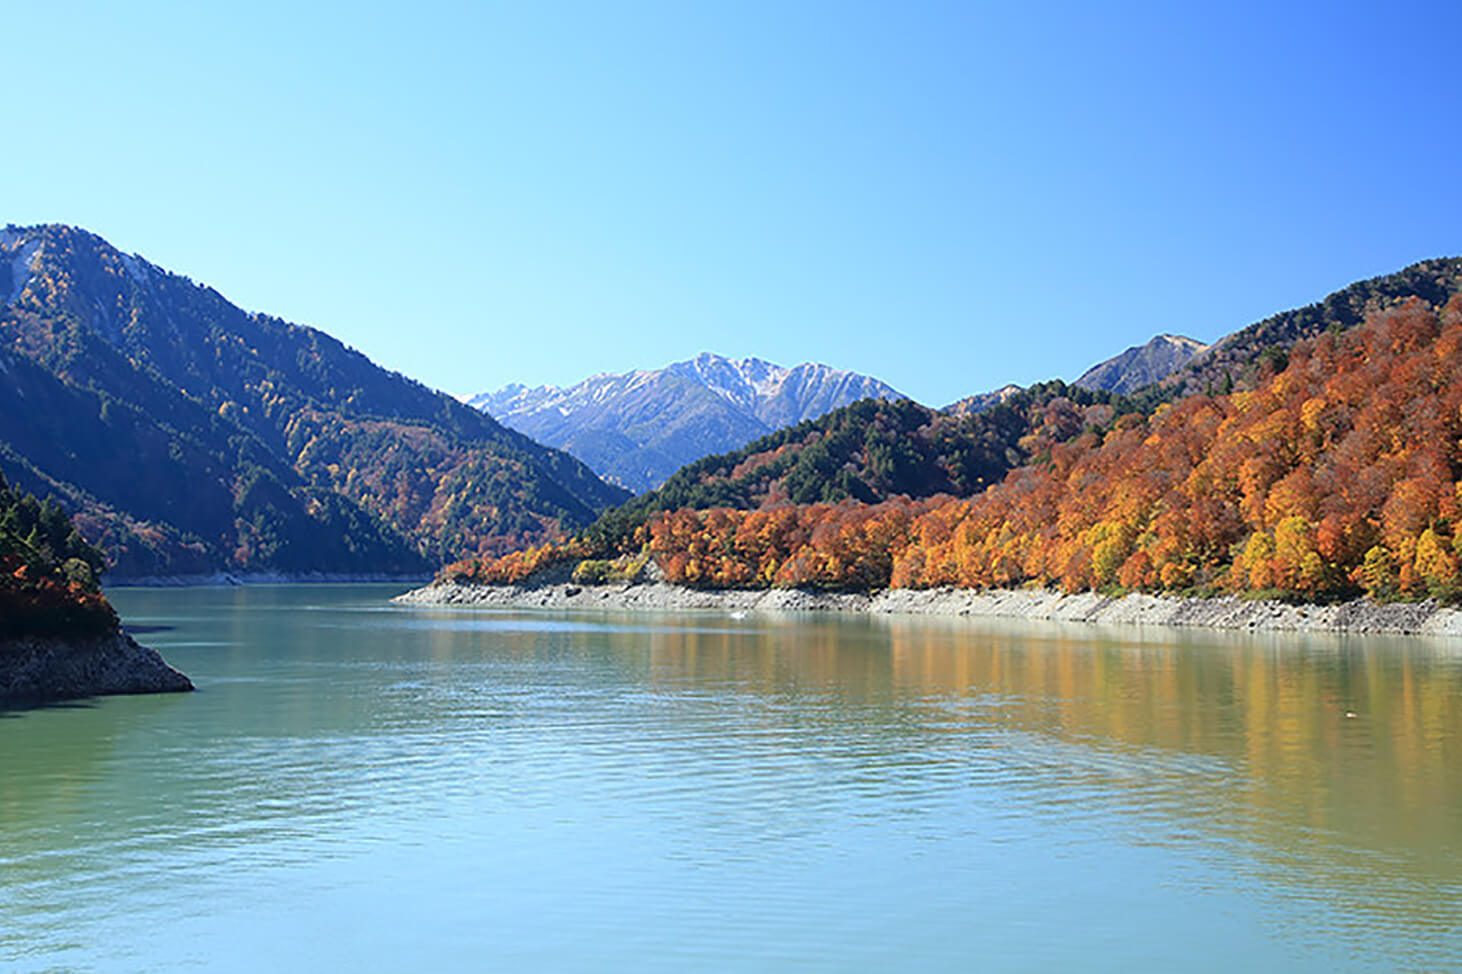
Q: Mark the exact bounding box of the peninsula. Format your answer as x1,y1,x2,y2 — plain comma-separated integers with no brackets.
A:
0,474,191,704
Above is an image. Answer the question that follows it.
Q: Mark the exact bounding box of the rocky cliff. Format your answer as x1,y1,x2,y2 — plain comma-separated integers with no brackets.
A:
0,631,193,704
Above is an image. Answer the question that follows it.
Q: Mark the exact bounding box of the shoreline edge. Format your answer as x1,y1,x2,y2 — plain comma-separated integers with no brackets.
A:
394,579,1462,638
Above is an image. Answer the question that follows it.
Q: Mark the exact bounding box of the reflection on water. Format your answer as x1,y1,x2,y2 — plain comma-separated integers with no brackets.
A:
2,585,1459,972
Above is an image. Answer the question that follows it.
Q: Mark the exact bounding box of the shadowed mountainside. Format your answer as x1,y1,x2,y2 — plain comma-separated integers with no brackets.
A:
0,224,628,577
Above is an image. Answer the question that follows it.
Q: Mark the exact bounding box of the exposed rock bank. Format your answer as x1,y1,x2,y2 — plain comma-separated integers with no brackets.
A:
394,580,1462,637
0,631,194,704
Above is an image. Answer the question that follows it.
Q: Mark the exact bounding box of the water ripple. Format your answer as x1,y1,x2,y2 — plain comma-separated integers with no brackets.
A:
2,586,1460,971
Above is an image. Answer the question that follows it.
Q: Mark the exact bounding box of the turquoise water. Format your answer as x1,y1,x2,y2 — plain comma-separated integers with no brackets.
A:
3,585,1460,971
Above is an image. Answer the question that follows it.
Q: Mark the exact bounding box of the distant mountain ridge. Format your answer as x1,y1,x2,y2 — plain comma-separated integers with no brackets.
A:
1074,333,1209,394
942,384,1022,417
943,335,1206,417
943,259,1462,416
0,224,628,577
470,353,904,492
1164,257,1462,398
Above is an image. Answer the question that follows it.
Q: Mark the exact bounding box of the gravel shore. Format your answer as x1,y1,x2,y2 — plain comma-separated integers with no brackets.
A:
394,580,1462,637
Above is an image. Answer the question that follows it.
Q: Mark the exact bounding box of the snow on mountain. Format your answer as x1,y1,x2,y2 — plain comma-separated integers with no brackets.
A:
469,354,905,493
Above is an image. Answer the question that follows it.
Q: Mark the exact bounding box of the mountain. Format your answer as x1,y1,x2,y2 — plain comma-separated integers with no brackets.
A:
944,336,1206,419
468,353,904,492
641,296,1462,599
457,294,1462,604
0,224,629,577
509,380,1138,568
942,384,1022,417
445,255,1462,590
946,258,1462,415
1165,257,1462,397
1074,334,1209,394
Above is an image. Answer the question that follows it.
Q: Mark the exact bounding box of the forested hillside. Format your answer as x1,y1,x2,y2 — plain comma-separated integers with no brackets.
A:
602,298,1462,601
580,385,1142,552
579,258,1462,555
0,225,629,575
450,281,1462,605
945,259,1462,419
1165,257,1462,398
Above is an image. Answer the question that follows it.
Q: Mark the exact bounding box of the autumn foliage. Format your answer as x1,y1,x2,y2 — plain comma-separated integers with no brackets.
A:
458,298,1462,603
0,474,119,637
441,539,594,585
0,556,119,638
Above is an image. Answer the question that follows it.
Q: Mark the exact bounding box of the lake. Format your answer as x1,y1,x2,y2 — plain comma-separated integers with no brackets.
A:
3,584,1460,971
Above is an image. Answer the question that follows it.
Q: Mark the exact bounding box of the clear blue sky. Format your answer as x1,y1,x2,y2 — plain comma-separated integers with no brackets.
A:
6,1,1460,406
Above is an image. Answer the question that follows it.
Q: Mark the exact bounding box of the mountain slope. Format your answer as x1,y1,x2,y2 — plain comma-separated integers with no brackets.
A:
552,381,1136,562
949,259,1462,418
1166,257,1462,397
1074,334,1208,394
640,296,1462,599
470,353,904,492
0,224,629,575
445,255,1462,587
457,296,1462,602
942,384,1022,417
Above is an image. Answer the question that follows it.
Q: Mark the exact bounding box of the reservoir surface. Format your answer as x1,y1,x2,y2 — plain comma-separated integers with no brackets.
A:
3,585,1460,971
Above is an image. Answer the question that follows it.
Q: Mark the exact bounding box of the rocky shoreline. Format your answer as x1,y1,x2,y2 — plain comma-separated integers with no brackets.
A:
0,630,194,705
394,579,1462,637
